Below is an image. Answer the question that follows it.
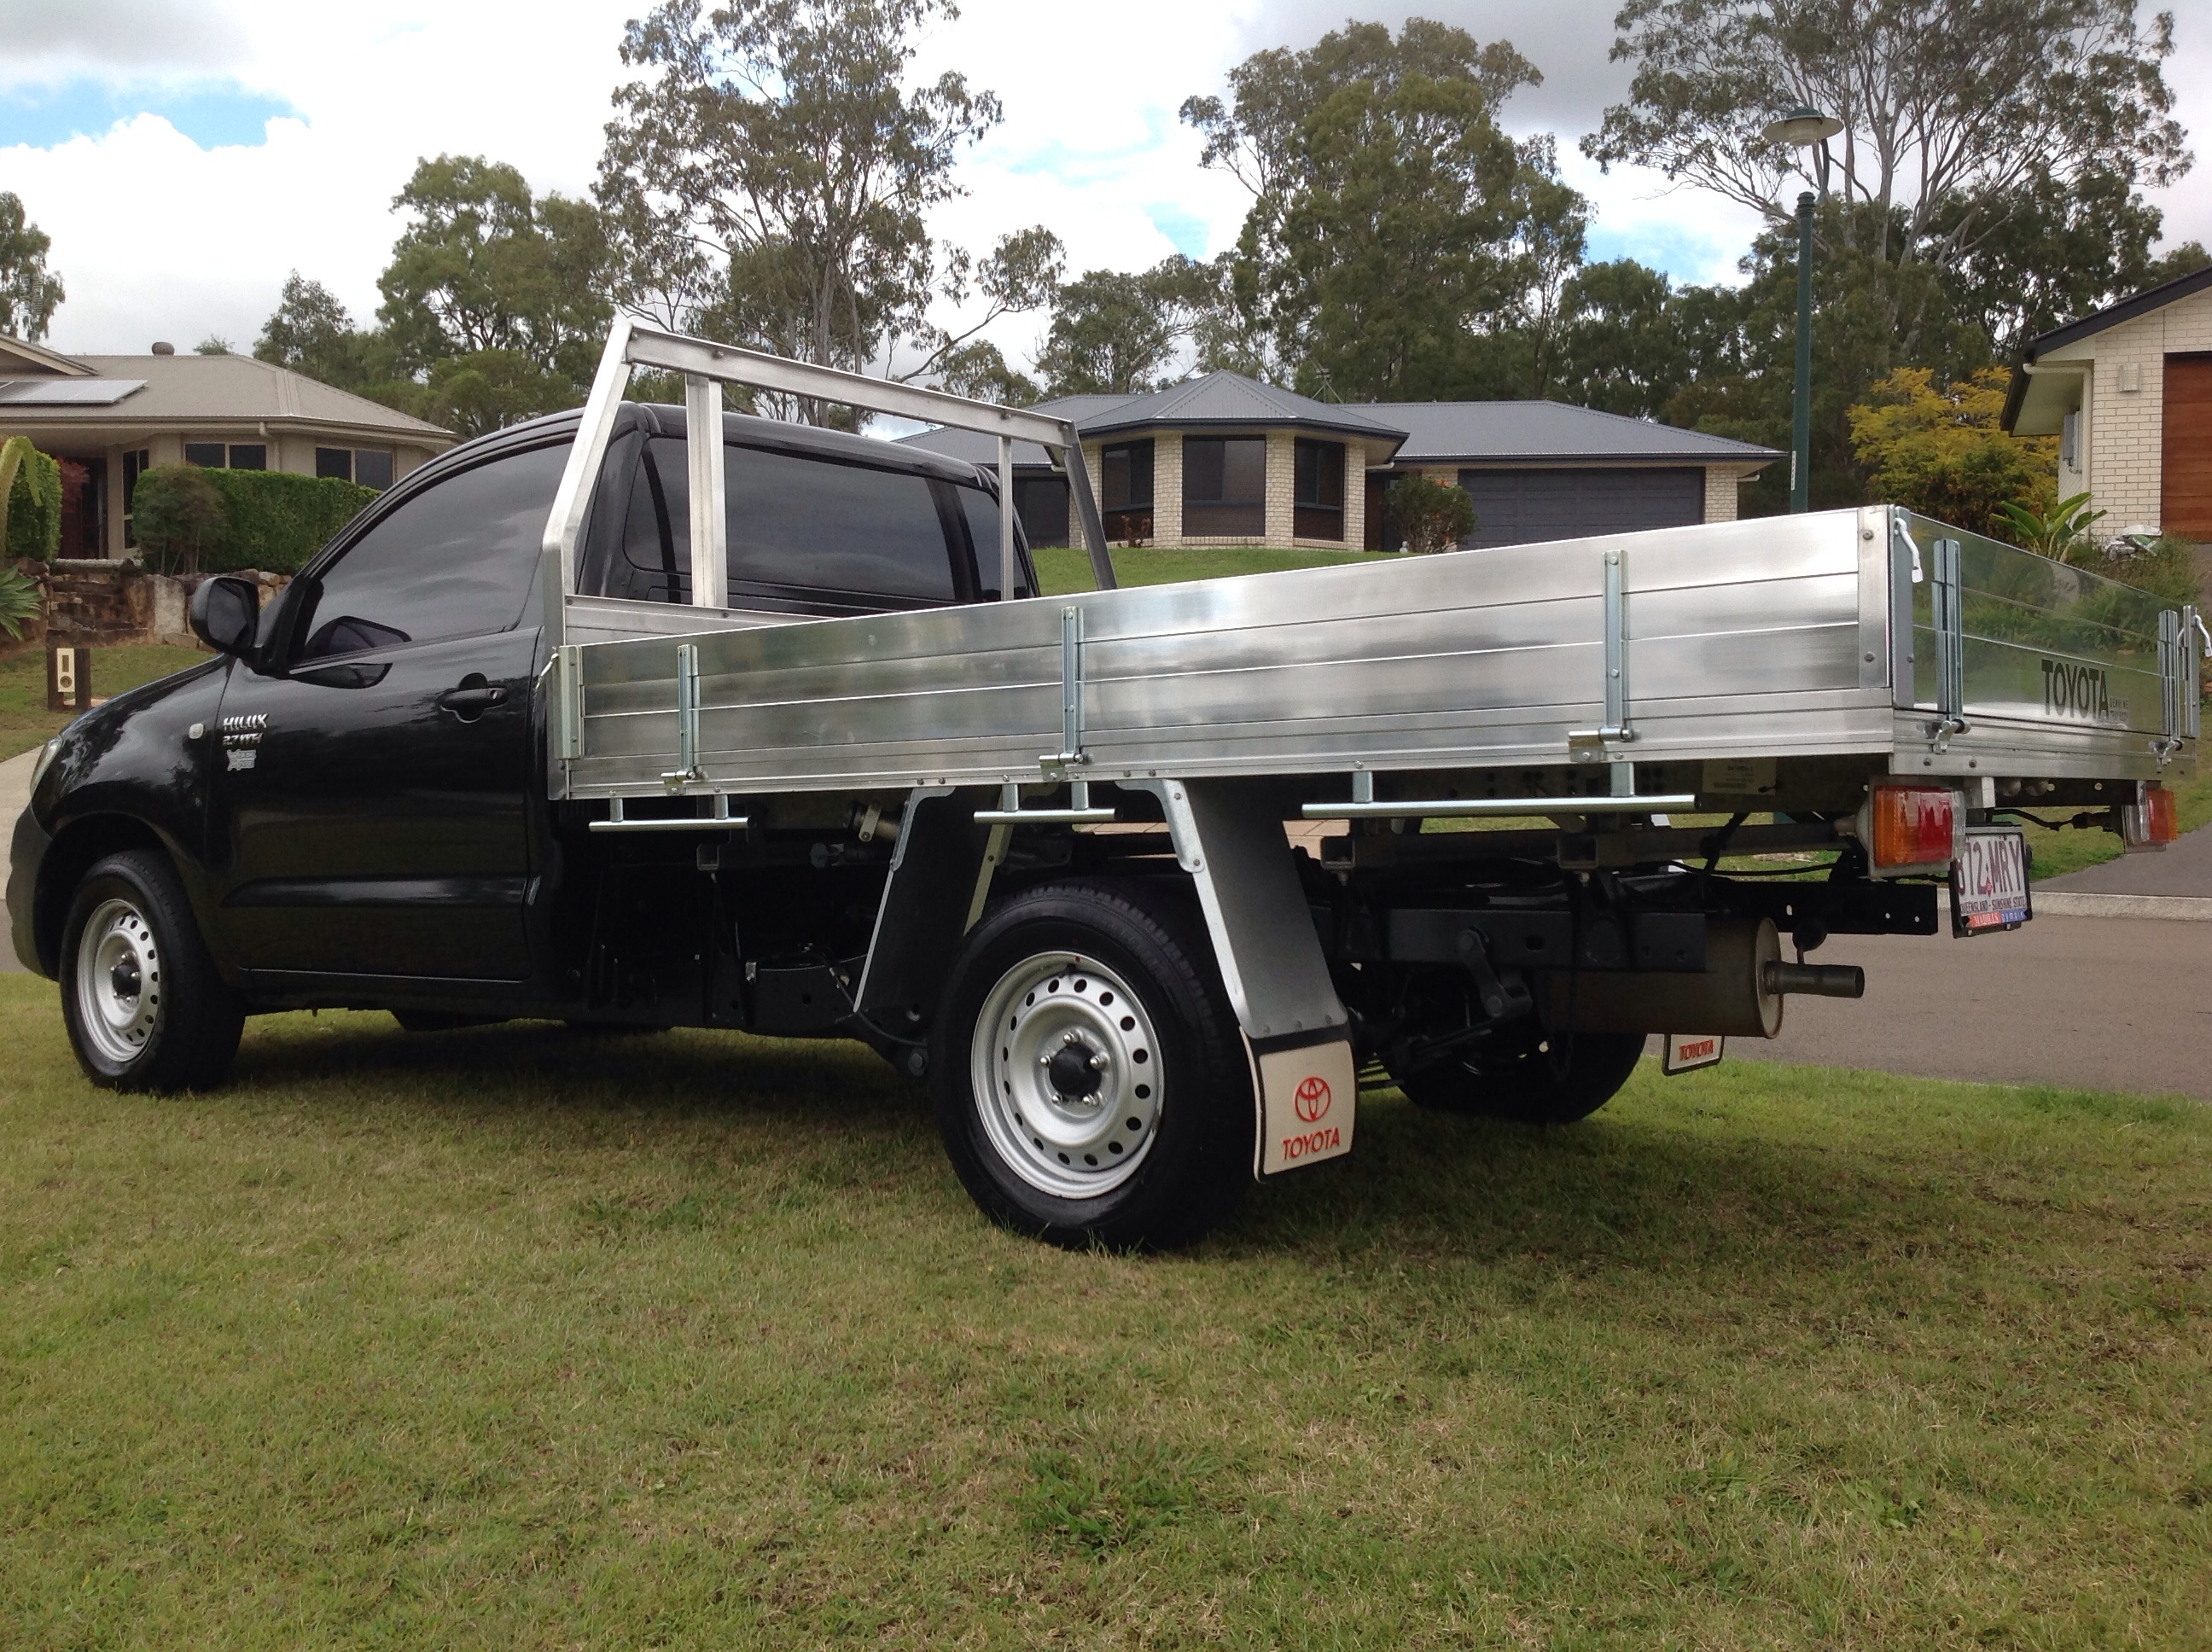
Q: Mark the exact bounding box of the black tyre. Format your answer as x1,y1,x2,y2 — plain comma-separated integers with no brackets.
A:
1388,1024,1644,1124
60,849,243,1093
930,879,1253,1250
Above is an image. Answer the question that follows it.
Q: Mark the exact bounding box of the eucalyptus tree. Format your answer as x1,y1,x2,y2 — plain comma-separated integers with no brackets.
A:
0,193,64,341
1585,0,2192,356
597,0,1061,417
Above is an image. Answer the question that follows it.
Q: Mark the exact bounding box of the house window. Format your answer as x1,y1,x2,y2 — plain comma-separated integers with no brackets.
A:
183,441,225,468
228,444,266,470
1293,438,1346,540
317,447,396,490
1183,435,1266,538
1013,474,1069,547
1100,439,1154,543
122,448,151,550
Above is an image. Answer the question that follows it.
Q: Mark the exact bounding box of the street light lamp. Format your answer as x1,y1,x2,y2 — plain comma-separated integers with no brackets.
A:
1761,104,1843,514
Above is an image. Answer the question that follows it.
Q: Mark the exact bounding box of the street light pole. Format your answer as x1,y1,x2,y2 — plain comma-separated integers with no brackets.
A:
1761,104,1843,515
1790,189,1815,514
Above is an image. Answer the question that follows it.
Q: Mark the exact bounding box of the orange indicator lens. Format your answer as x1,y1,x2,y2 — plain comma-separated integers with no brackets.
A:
1869,786,1957,870
2144,785,2178,844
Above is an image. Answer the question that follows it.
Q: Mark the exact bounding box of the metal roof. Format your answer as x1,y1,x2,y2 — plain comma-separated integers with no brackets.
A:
1080,370,1407,445
1370,400,1781,466
0,349,451,439
2002,261,2212,430
895,371,1776,472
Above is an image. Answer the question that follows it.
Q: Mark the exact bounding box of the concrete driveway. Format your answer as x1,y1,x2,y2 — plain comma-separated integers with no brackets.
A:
1728,912,2212,1101
1,747,36,974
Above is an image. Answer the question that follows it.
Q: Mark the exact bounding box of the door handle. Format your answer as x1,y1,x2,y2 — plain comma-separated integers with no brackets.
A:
436,682,508,720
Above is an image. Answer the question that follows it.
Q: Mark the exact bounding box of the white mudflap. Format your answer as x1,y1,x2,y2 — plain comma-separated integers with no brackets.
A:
1254,1038,1357,1176
1662,1032,1725,1075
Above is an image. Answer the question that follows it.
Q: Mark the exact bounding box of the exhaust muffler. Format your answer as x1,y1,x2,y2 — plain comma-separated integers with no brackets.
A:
1539,917,1864,1038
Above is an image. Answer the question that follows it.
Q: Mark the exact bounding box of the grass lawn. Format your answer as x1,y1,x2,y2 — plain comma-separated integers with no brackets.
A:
0,643,212,763
2,974,2204,1647
1031,542,1374,594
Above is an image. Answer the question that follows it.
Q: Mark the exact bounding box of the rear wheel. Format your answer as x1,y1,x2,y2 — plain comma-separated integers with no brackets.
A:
930,880,1253,1249
1388,1022,1644,1124
61,850,242,1092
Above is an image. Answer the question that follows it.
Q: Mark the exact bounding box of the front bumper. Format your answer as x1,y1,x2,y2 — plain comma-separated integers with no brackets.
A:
8,794,55,979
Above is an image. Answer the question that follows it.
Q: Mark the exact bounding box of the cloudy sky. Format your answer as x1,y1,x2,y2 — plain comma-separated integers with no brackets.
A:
3,0,2206,367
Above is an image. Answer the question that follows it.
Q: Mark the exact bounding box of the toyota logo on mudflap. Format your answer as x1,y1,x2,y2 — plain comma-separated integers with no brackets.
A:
1293,1074,1332,1123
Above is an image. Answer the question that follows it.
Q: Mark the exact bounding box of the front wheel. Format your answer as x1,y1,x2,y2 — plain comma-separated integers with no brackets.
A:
60,850,243,1092
930,880,1253,1250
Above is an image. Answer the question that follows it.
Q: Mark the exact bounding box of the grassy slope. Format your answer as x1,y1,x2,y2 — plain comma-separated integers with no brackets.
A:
2,976,2205,1649
0,643,211,763
1031,543,1373,594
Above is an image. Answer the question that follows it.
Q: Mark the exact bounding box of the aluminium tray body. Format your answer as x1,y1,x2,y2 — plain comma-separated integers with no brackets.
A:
550,504,2197,802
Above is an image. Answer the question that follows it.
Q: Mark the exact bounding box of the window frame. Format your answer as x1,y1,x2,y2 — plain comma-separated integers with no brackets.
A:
1100,439,1155,544
1181,433,1266,538
1292,437,1347,542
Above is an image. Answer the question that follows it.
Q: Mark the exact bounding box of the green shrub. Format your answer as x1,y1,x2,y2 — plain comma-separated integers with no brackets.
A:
0,437,62,561
1386,474,1476,555
131,466,379,575
132,464,227,575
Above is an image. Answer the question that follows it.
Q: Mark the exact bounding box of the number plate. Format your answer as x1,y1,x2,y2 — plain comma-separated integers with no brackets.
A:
1950,829,2032,937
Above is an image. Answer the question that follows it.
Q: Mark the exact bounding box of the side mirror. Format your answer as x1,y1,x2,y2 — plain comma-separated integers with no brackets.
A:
189,574,259,659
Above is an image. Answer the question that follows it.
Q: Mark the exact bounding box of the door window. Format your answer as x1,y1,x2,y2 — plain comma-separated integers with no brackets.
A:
294,442,565,662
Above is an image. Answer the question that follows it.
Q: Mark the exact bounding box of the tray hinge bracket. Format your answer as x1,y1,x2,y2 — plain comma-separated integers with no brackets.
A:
555,643,585,761
2154,608,2186,765
1930,536,1970,752
1569,546,1635,759
978,603,1119,824
662,641,703,790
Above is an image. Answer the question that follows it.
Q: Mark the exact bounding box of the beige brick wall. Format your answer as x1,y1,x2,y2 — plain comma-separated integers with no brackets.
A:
1153,432,1184,547
1264,430,1295,545
1703,464,1767,522
2052,284,2212,534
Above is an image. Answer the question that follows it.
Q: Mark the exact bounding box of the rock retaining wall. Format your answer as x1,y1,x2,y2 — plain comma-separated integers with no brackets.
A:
8,561,291,650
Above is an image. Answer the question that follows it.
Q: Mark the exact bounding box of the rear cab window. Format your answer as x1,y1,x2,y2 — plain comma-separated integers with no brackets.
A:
578,425,1032,614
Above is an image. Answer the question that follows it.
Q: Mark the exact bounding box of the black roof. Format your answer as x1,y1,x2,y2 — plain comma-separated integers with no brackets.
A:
894,370,1777,471
2002,262,2212,430
1077,370,1407,445
1371,400,1780,466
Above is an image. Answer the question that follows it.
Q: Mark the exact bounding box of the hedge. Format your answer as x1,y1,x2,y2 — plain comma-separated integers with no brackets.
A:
132,466,380,574
3,439,62,561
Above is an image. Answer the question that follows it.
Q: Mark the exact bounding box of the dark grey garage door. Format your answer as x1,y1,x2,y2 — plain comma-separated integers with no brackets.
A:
1456,468,1703,548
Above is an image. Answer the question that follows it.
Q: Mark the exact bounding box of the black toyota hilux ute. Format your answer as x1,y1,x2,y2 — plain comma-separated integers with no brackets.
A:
8,404,1039,1092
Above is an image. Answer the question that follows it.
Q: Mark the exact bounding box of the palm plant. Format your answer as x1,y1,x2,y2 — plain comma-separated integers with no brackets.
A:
0,566,38,639
1994,492,2105,562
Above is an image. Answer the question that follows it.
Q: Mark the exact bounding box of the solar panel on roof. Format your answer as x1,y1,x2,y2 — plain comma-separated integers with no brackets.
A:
0,379,148,406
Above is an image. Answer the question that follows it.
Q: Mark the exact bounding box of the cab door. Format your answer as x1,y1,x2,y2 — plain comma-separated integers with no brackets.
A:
210,441,569,980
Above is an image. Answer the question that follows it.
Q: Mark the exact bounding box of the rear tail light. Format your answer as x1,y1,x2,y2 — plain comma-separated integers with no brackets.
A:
2123,783,2179,847
1862,784,1961,873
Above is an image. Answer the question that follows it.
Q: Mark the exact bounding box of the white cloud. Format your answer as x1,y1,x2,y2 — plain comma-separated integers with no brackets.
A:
7,0,2203,363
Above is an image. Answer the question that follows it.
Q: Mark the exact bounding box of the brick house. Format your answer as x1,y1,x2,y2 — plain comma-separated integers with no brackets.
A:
2001,264,2212,544
897,369,1780,550
0,334,452,561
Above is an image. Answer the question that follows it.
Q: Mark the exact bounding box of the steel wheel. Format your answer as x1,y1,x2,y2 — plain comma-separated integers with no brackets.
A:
971,951,1164,1199
73,896,163,1067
